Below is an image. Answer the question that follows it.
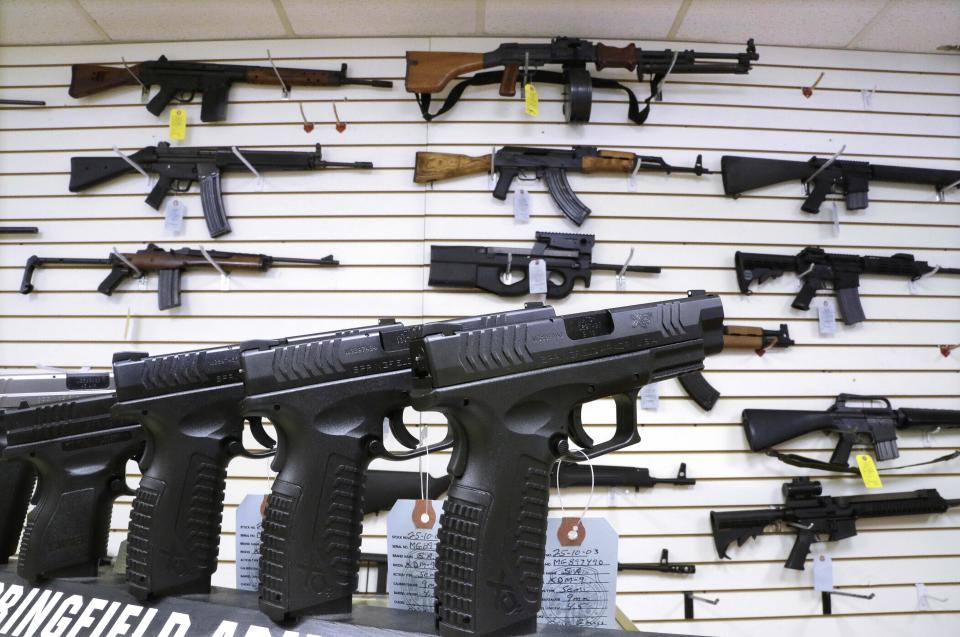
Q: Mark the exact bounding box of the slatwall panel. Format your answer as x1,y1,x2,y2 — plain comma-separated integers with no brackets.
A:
1,36,958,635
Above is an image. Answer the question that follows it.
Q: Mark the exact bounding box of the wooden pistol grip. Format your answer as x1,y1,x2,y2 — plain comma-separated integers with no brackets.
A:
405,51,485,93
595,43,637,71
69,63,143,98
500,65,519,97
581,154,636,174
414,152,491,183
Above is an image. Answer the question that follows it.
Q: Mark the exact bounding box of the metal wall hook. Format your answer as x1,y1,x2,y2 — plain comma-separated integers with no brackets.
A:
804,145,846,188
231,146,264,190
616,247,635,291
937,177,960,202
821,589,875,615
521,52,531,98
684,591,719,619
121,56,149,101
266,49,290,98
111,247,142,278
112,145,153,188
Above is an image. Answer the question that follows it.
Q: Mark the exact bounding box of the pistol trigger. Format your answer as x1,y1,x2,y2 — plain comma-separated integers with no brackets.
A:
568,405,595,449
387,409,420,449
247,416,276,450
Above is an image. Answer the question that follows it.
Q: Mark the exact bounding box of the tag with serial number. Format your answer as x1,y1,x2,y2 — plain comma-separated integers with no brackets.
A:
235,493,266,591
514,188,531,223
818,300,837,336
163,199,184,234
812,554,834,592
640,382,660,410
528,258,548,294
168,108,187,141
387,499,441,613
524,83,539,116
856,454,883,488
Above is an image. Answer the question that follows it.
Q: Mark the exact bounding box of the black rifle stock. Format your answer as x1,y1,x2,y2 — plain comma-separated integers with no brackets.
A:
240,307,555,622
70,143,372,237
712,477,960,570
743,394,960,472
112,345,277,600
722,155,960,214
409,292,723,637
0,394,143,582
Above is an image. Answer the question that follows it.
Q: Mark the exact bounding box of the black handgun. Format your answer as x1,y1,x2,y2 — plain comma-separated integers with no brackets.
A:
409,291,723,636
0,394,143,582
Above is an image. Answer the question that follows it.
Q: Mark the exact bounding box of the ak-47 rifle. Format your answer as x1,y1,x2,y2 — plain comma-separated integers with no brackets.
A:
415,146,710,225
20,244,338,310
405,38,757,123
70,56,392,121
70,143,372,237
429,231,660,298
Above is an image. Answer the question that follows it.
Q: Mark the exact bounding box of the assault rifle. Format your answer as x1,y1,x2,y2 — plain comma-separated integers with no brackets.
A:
409,291,723,637
736,247,960,324
415,146,710,225
70,56,392,121
0,393,144,582
743,394,960,473
679,324,793,410
70,143,372,237
722,155,960,214
20,243,338,310
405,38,757,123
429,231,660,298
712,477,960,570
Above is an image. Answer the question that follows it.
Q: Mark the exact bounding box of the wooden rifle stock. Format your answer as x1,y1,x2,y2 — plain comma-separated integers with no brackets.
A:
414,151,491,183
405,51,485,93
69,63,143,98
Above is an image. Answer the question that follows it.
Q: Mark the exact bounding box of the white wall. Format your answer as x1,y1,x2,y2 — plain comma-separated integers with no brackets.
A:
1,36,958,636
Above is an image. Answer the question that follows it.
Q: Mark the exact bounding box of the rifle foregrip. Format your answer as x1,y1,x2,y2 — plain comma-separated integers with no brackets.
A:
436,455,550,637
17,473,115,582
898,408,960,430
0,463,35,563
260,450,366,621
127,446,228,600
742,410,836,451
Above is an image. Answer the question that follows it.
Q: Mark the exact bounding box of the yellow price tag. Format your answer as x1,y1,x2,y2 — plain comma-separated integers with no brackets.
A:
168,108,187,141
524,83,539,117
856,454,883,489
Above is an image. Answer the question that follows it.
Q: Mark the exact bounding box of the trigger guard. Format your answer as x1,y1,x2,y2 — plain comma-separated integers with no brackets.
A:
248,416,277,450
381,433,454,461
567,404,595,449
138,435,156,473
176,90,196,103
386,411,421,449
563,392,640,461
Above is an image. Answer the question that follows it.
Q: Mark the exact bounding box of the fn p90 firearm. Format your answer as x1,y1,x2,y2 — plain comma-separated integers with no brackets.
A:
405,38,757,124
70,56,392,122
415,146,710,225
712,477,959,570
21,243,338,310
429,231,660,298
722,155,960,214
70,143,372,237
743,394,960,473
736,247,959,324
409,291,723,637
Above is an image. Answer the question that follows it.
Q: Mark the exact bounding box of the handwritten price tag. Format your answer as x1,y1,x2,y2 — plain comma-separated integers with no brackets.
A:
856,454,883,489
524,83,539,116
168,108,187,141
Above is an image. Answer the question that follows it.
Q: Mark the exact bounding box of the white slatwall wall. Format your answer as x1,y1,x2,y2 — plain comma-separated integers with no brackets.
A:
1,36,958,636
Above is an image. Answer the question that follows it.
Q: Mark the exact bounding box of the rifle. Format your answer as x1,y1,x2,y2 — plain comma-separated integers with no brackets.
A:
736,247,960,325
20,243,338,310
0,394,144,582
0,227,38,234
619,549,696,575
743,394,960,473
111,343,280,601
240,305,556,622
408,291,723,637
70,56,392,122
70,143,372,237
722,155,960,214
429,231,660,298
415,146,710,225
679,324,793,410
712,477,960,570
405,38,757,124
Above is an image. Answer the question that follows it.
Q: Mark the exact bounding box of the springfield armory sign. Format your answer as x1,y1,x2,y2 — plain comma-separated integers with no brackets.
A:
0,582,319,637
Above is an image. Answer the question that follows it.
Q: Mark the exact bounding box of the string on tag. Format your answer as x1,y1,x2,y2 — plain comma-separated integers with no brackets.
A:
418,419,430,512
111,246,142,278
803,145,846,188
554,450,595,542
112,146,153,188
266,49,289,98
123,306,133,341
231,146,264,190
616,248,635,291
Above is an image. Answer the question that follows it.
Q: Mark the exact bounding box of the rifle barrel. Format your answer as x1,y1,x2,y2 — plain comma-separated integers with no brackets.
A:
0,227,39,234
269,255,340,266
592,263,662,274
321,161,374,169
344,78,393,88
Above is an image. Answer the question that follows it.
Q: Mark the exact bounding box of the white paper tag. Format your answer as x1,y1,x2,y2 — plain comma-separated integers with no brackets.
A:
137,276,148,290
514,188,531,223
387,499,441,613
831,200,840,236
640,383,660,410
528,258,548,294
220,273,231,291
818,300,837,336
163,199,185,234
813,554,834,592
616,274,627,292
235,493,266,592
916,583,931,610
861,89,874,111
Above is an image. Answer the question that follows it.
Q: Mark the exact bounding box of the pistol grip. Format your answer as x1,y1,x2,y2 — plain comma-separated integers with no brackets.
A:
492,169,518,200
260,425,371,621
801,177,832,214
499,65,519,96
0,463,35,564
792,277,822,311
146,84,179,117
785,531,815,570
127,437,231,600
98,264,133,296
